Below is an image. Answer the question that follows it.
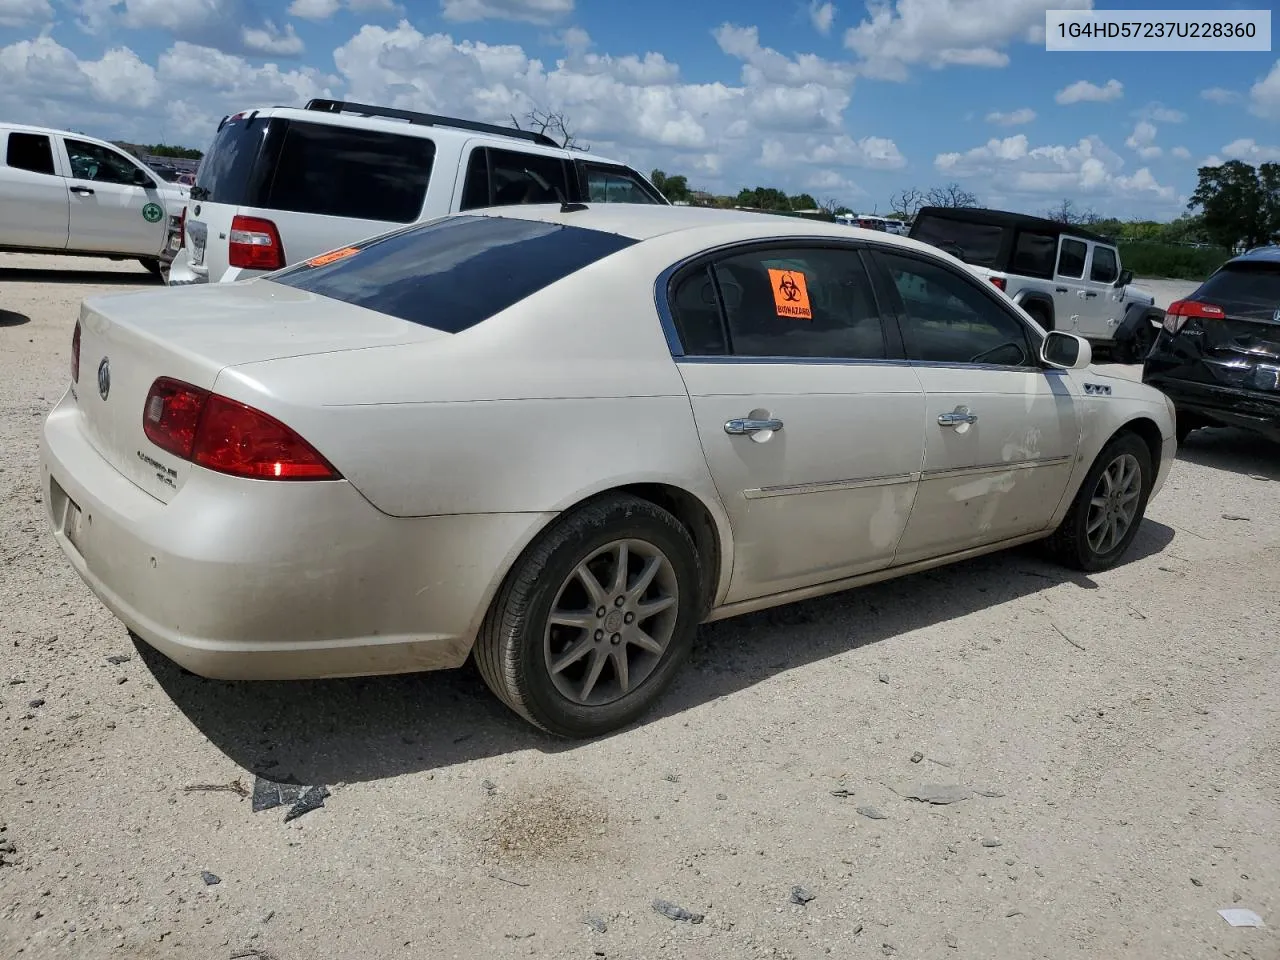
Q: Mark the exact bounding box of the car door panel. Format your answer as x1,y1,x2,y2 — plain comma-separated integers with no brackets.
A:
664,243,925,603
1,131,70,250
869,248,1081,563
1053,236,1091,335
1083,243,1123,337
679,361,925,600
58,136,166,256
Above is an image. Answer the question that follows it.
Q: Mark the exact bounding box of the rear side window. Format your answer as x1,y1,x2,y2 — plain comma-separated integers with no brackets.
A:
1196,262,1280,321
1057,238,1087,278
582,164,663,204
1011,230,1057,279
7,132,55,175
460,147,571,210
262,121,434,223
909,216,1003,267
269,215,635,334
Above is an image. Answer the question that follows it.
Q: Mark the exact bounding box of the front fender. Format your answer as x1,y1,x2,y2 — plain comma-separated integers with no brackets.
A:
1114,302,1164,344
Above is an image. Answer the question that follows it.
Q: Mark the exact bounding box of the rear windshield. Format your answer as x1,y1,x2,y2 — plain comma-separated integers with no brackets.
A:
269,215,637,333
910,216,1004,267
193,117,434,223
1196,262,1280,322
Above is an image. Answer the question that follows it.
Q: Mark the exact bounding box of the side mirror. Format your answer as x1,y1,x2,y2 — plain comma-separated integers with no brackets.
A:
132,168,154,187
1115,269,1133,288
1041,330,1091,370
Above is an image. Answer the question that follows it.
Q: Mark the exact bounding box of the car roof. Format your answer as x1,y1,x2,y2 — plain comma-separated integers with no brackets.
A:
1228,245,1280,265
1,122,110,144
914,205,1114,244
466,203,946,251
227,104,630,166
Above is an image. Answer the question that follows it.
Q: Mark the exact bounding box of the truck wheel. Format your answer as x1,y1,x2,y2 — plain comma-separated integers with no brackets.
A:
1119,320,1155,364
1024,304,1053,331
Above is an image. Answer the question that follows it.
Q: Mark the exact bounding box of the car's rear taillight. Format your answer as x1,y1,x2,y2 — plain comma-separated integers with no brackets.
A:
1163,298,1225,334
142,378,339,481
989,276,1007,291
228,215,285,271
71,321,81,384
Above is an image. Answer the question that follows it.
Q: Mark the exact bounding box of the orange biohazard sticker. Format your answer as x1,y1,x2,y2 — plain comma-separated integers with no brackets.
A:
768,268,812,320
307,246,360,267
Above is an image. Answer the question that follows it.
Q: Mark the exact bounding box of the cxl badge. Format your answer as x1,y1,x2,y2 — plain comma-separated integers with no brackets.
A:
97,357,111,401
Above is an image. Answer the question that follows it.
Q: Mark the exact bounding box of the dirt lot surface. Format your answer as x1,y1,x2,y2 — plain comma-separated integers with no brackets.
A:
2,256,1278,960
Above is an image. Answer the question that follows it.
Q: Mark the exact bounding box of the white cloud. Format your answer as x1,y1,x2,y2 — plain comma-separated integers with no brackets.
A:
1200,86,1241,105
934,132,1176,206
1204,155,1223,167
1135,102,1185,123
986,107,1035,126
1221,138,1280,164
809,1,836,34
74,0,307,57
1055,78,1122,104
1250,60,1280,120
760,133,906,170
288,0,340,18
805,168,866,197
1171,146,1191,160
1124,121,1161,159
0,0,52,28
440,0,573,23
242,23,304,56
843,0,1092,81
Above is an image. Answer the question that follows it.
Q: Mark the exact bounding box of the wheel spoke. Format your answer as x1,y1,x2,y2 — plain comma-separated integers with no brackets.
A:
635,595,676,621
550,638,593,674
626,555,662,602
1119,487,1140,505
630,628,664,655
1090,496,1108,510
611,647,630,694
1086,510,1107,535
575,561,608,607
579,647,609,701
549,610,595,630
609,542,630,595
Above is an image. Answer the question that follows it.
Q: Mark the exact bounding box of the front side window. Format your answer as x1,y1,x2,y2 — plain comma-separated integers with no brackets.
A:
270,215,635,334
7,132,55,175
1057,238,1087,279
65,139,147,186
583,164,663,204
262,121,435,223
878,251,1033,367
669,246,887,360
1090,245,1119,284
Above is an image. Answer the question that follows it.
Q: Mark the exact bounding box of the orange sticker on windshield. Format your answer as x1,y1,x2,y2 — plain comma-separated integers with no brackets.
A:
307,246,359,267
768,268,811,320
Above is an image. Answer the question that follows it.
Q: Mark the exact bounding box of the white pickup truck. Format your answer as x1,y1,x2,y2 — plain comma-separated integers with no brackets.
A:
0,123,188,277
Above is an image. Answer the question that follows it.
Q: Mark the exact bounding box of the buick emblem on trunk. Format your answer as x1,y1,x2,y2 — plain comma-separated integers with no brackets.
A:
97,357,111,401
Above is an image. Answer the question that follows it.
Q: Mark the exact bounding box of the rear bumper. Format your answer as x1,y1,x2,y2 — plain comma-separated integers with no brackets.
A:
1143,372,1280,442
39,392,551,680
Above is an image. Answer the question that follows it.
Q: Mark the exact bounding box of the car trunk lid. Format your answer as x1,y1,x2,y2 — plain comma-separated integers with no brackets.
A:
71,281,444,503
1186,262,1280,394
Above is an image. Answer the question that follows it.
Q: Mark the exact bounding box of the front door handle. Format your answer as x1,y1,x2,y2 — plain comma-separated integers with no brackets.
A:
1084,291,1098,298
937,406,978,427
1055,286,1068,294
70,185,95,195
725,417,784,436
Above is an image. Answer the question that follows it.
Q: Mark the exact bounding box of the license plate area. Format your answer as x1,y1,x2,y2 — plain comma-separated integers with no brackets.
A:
187,220,208,266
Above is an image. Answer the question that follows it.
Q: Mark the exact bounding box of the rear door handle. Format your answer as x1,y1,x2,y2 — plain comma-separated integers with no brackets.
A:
1055,286,1068,293
1084,291,1098,298
70,186,94,195
725,417,784,436
937,406,978,427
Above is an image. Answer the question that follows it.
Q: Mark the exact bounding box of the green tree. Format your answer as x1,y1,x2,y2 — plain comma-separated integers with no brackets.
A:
145,143,203,160
649,169,690,202
789,192,818,211
736,186,790,210
1187,160,1280,249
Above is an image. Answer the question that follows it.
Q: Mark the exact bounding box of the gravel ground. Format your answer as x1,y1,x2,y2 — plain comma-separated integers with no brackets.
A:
2,256,1278,960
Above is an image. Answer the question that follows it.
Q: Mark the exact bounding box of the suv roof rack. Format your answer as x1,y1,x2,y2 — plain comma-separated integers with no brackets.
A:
302,98,561,149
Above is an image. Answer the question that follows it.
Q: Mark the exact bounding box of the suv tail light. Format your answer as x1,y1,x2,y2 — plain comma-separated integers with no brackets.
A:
71,321,81,384
142,378,340,481
989,276,1007,291
1163,298,1225,334
228,215,285,271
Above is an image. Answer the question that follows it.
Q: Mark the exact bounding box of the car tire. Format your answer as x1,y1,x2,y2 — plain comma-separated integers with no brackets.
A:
1118,320,1155,364
1047,431,1154,573
1024,304,1053,332
474,493,703,738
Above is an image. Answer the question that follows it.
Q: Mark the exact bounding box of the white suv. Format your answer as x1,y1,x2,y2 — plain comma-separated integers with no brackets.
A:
169,99,669,286
0,124,188,277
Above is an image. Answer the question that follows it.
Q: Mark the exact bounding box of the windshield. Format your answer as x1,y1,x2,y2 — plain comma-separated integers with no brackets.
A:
269,214,637,334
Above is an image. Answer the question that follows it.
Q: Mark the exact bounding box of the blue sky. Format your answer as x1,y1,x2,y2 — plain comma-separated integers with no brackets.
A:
2,0,1277,220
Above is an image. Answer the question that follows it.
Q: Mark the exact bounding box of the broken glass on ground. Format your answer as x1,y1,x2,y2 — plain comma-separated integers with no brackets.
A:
252,776,330,822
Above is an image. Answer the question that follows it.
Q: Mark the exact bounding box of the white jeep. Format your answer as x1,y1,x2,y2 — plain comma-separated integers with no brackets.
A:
0,123,188,278
909,206,1164,363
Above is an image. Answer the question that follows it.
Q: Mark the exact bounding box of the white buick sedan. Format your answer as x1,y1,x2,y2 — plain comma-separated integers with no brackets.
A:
41,204,1176,737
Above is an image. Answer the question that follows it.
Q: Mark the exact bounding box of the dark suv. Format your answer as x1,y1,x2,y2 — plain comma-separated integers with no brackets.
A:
1143,246,1280,444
